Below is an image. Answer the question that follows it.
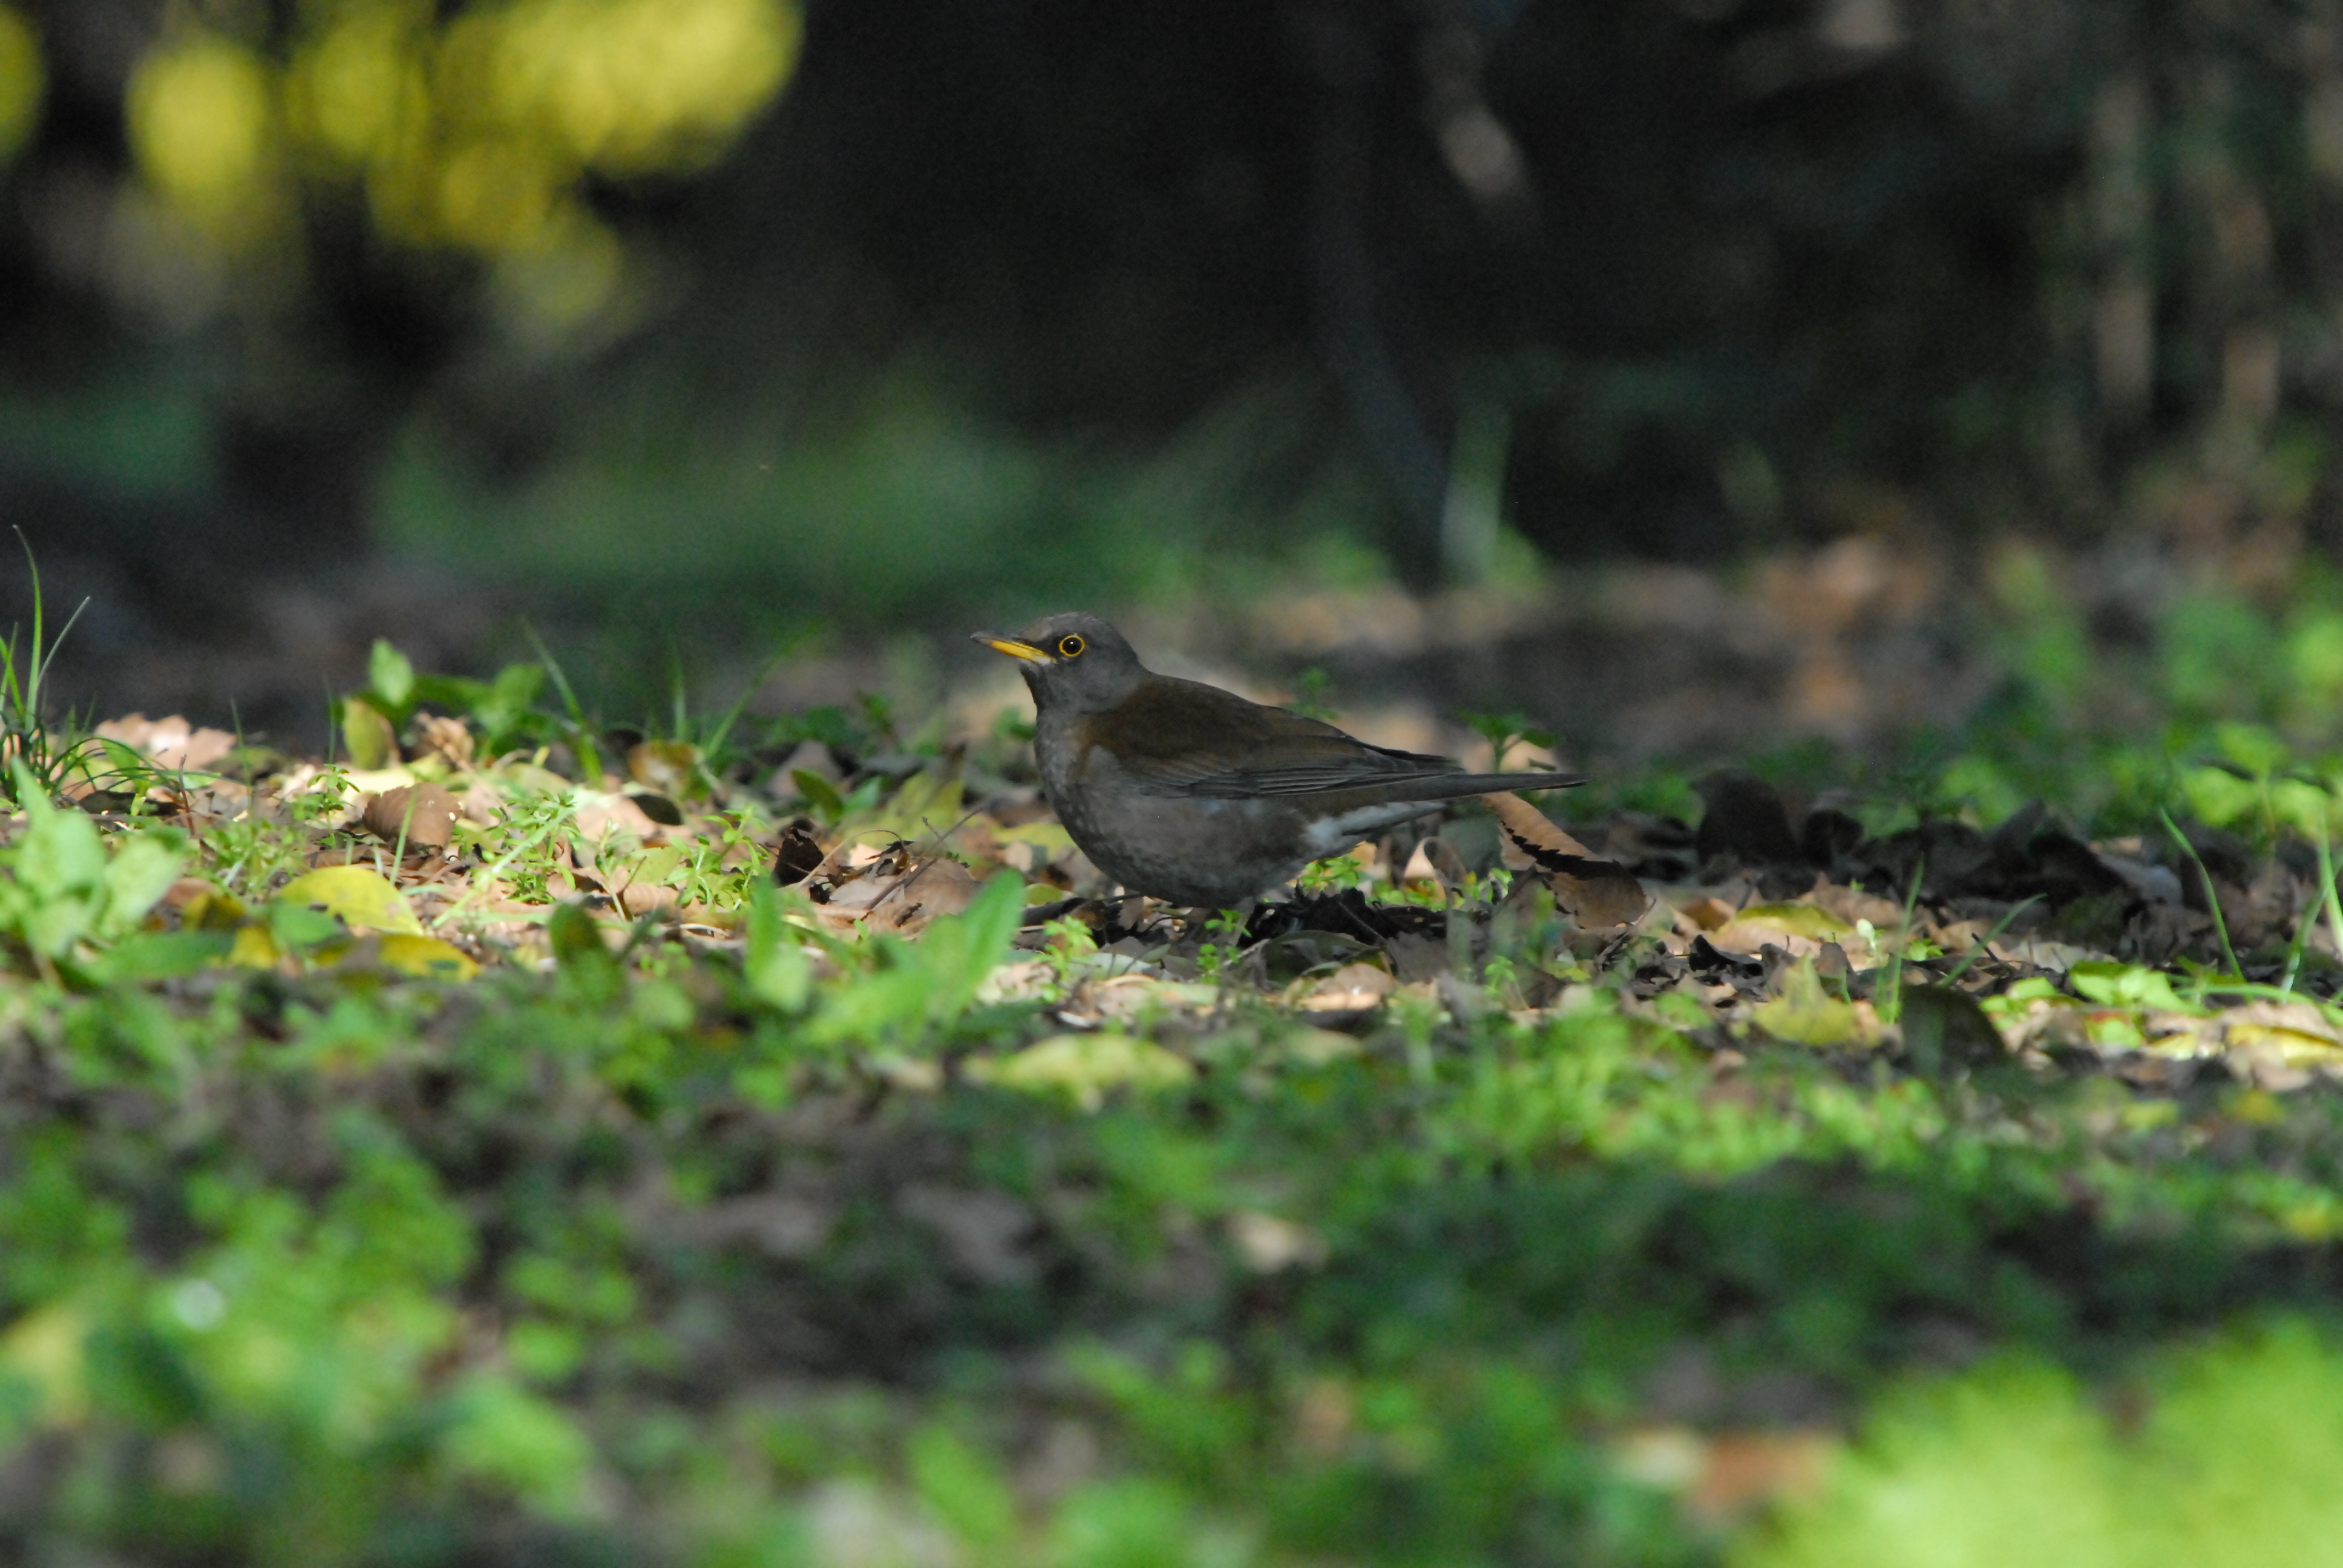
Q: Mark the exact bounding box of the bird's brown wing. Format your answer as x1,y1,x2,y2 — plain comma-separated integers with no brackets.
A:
1080,677,1472,798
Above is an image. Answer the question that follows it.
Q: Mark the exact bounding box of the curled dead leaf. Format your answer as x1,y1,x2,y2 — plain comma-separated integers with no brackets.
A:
628,740,702,797
411,714,474,769
1486,791,1651,930
573,793,667,843
1404,837,1473,892
1300,961,1395,1014
1675,896,1738,932
630,791,686,827
773,821,827,885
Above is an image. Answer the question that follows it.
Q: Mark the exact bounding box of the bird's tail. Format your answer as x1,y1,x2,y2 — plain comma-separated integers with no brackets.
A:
1319,770,1587,810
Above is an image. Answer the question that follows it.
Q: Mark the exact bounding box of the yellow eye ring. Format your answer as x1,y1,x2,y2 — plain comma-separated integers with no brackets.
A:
1057,634,1086,658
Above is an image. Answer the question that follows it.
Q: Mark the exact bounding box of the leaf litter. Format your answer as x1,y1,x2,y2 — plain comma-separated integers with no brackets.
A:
29,672,2343,1103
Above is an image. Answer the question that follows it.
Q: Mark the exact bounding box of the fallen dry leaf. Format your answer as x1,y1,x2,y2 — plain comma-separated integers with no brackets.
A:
1487,791,1651,930
628,739,702,797
1301,960,1396,1013
1674,896,1738,932
93,714,239,774
816,852,980,937
361,783,461,850
411,714,474,769
573,792,668,843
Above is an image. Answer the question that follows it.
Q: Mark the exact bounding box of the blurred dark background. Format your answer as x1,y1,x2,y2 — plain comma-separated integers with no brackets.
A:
1,0,2339,743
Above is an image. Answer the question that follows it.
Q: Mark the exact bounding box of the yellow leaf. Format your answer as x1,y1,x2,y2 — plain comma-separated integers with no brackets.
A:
339,766,419,794
378,933,480,982
1732,903,1855,940
229,924,281,968
966,1033,1194,1111
182,889,249,933
275,866,425,934
1751,959,1866,1048
2226,1024,2343,1064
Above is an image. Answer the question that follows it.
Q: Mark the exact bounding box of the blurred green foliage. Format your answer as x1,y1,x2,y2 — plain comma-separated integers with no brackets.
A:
3,913,2343,1562
1748,1324,2343,1568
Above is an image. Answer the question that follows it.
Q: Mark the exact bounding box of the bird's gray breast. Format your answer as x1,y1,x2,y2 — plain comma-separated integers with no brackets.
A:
1035,731,1302,903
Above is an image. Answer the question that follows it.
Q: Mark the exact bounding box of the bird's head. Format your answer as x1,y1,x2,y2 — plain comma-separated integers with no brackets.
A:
972,612,1147,715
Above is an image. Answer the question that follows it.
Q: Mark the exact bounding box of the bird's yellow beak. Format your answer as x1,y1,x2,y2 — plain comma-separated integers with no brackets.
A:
974,633,1053,664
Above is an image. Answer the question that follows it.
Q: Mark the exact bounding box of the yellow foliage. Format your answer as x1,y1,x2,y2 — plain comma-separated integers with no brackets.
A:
0,5,43,164
477,0,802,175
127,0,800,327
378,933,480,981
433,138,563,252
276,866,426,935
229,924,281,969
1751,959,1868,1048
287,2,432,172
127,33,284,243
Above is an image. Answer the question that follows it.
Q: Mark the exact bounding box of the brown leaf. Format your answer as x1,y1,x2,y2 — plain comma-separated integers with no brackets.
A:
360,784,460,849
630,790,686,827
1808,882,1904,930
411,714,475,768
817,854,981,937
617,882,681,918
773,820,827,885
1693,771,1801,866
1676,896,1738,932
92,714,239,774
573,793,667,843
1301,961,1397,1013
1487,791,1651,930
628,740,702,797
1404,837,1473,893
1489,790,1601,862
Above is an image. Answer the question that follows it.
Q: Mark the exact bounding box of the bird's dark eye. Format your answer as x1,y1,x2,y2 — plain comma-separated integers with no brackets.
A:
1058,634,1086,658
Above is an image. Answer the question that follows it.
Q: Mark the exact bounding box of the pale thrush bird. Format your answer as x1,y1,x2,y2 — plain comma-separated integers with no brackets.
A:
975,612,1583,907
